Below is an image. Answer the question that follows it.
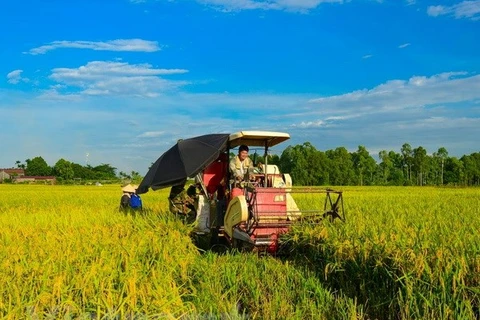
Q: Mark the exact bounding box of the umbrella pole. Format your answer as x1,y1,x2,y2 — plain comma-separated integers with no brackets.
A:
196,173,209,198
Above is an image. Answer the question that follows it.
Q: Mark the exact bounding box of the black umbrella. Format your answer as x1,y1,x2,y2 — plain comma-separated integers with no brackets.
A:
137,133,230,194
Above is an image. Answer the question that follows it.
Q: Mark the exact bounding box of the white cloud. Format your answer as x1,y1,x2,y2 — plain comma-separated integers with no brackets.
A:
26,39,161,55
311,72,480,105
362,54,373,59
49,61,189,97
398,43,410,48
307,72,480,114
427,1,480,20
291,120,325,128
427,5,446,17
7,70,29,84
137,131,165,138
195,0,343,12
290,114,358,128
405,0,415,5
37,89,83,102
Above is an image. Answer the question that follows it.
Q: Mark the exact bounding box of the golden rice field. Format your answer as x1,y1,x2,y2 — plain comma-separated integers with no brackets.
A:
0,184,479,319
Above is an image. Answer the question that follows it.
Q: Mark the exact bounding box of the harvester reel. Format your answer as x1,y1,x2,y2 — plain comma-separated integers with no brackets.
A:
323,190,345,222
297,189,345,224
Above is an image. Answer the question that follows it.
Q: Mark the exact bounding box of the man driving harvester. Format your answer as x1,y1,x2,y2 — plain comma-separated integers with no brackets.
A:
229,144,254,188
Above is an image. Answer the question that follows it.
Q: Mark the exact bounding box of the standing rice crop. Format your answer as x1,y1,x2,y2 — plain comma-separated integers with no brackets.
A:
0,184,362,319
287,186,480,319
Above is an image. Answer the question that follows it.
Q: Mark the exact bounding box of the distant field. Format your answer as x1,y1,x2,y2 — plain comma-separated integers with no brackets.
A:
0,184,478,319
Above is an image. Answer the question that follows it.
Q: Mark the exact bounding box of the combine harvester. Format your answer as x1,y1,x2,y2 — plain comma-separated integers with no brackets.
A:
138,131,344,254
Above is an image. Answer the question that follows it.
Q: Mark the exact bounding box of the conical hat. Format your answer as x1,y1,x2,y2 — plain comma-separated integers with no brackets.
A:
121,184,137,193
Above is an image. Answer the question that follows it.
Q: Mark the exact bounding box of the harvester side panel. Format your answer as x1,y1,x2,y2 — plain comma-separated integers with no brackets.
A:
245,188,291,252
253,187,287,220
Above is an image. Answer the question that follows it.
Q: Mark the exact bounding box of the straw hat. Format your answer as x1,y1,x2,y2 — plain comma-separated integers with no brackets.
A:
121,184,138,193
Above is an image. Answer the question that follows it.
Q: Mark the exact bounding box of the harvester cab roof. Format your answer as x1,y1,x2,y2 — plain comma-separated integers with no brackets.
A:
228,130,290,148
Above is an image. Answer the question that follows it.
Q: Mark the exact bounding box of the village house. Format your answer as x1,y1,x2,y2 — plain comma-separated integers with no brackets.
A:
14,175,57,184
0,168,25,182
0,168,56,184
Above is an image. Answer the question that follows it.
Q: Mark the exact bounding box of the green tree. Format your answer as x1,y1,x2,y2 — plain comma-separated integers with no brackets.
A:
92,163,117,180
269,154,280,165
352,146,376,186
15,160,26,169
279,142,329,186
130,170,143,183
71,163,94,179
379,150,392,184
388,151,403,170
413,146,427,186
461,153,480,186
25,157,51,176
444,157,464,186
401,143,413,184
119,171,131,179
53,159,74,181
280,144,309,185
300,144,330,186
432,147,449,185
326,147,355,186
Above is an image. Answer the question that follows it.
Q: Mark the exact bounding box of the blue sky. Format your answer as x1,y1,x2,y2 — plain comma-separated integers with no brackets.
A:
1,0,479,174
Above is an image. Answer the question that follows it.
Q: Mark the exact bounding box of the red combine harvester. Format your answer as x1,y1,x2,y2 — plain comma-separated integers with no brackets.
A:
137,131,344,254
200,131,344,254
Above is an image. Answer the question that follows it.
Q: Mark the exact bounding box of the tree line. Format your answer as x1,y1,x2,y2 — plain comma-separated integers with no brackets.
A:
7,142,480,186
272,142,480,186
13,157,141,182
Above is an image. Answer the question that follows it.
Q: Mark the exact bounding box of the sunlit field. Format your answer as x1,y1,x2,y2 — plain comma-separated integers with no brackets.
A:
0,184,479,319
289,186,480,319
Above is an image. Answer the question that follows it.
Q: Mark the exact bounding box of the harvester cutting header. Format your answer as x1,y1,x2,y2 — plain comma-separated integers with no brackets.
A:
137,131,344,254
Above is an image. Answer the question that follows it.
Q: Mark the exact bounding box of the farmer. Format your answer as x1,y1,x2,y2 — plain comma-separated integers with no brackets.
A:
229,144,254,187
119,184,142,211
168,182,197,223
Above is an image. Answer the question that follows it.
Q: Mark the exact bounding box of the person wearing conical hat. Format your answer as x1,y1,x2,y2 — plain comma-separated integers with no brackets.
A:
119,184,139,211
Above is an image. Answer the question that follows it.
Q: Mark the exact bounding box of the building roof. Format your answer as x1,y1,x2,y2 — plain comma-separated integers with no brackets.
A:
0,168,25,174
17,176,56,180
